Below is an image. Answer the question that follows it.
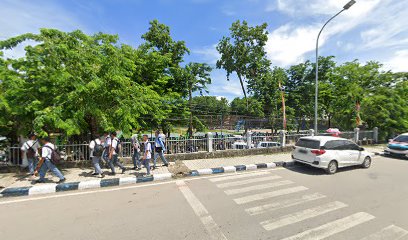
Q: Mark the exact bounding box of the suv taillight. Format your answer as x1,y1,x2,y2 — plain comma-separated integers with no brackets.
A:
311,149,326,155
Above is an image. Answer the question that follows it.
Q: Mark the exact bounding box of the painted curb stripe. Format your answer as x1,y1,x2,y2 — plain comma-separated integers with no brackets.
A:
190,170,199,176
197,169,213,175
266,162,277,168
245,164,257,171
222,166,236,173
0,187,31,197
211,167,224,174
119,177,137,185
56,182,79,192
29,184,57,195
78,180,102,190
100,178,120,188
256,163,267,169
153,173,172,181
136,176,154,183
235,165,246,171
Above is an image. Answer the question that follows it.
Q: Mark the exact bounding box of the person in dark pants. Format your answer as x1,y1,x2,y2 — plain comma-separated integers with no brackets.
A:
153,130,168,169
141,134,152,176
108,132,126,175
21,133,39,176
131,133,141,170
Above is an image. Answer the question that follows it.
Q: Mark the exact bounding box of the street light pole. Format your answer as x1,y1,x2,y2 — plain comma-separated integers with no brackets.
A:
314,0,356,134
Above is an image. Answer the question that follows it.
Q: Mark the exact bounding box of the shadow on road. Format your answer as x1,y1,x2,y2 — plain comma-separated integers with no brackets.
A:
285,163,367,176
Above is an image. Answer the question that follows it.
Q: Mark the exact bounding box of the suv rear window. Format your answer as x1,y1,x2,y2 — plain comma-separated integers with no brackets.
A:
295,139,320,149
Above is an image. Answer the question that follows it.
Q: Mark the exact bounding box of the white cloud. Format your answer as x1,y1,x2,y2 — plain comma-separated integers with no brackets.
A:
384,50,408,72
192,44,221,65
265,0,408,69
207,70,244,100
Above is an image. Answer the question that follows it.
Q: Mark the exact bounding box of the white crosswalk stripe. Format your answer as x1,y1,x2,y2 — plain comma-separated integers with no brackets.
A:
224,180,293,195
245,192,326,216
360,225,408,240
260,201,347,231
209,171,270,183
216,175,282,189
281,212,375,240
233,186,308,205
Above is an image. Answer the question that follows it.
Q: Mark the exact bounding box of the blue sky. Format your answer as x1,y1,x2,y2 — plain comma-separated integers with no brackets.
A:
1,0,407,100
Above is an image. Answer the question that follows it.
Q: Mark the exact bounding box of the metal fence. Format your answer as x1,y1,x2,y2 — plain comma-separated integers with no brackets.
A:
4,128,377,166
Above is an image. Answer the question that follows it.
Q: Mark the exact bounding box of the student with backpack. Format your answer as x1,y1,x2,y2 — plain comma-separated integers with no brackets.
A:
102,132,111,167
89,134,105,178
153,130,169,169
36,137,65,184
20,133,39,176
141,134,152,176
108,132,126,175
131,133,141,170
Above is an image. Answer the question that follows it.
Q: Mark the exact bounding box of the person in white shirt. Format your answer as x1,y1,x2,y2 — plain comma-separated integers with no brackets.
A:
153,130,169,169
36,137,65,184
102,132,111,167
141,134,151,176
20,133,39,176
108,132,126,175
89,134,105,178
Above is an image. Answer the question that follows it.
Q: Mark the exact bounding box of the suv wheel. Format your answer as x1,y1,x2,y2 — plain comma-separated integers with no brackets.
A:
362,157,371,169
326,161,338,174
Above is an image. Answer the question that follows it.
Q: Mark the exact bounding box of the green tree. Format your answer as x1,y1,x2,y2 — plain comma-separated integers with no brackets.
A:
230,97,264,117
183,63,212,136
0,29,166,139
216,20,271,109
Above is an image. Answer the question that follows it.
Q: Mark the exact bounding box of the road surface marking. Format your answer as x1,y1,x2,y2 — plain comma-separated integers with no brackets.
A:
216,175,282,188
245,193,326,216
234,186,308,205
0,168,286,205
261,201,347,231
209,171,269,183
281,212,375,240
360,225,408,240
176,180,228,240
224,180,293,195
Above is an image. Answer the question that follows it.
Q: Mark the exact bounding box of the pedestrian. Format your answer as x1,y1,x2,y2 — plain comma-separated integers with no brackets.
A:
153,130,169,169
102,132,111,167
20,133,39,176
36,137,65,184
141,134,152,176
108,132,126,175
131,133,141,170
89,134,105,178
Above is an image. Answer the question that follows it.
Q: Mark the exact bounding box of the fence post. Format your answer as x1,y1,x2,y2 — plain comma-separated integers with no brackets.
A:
246,131,252,149
309,129,315,137
207,132,213,152
354,128,360,143
373,127,379,143
279,130,286,147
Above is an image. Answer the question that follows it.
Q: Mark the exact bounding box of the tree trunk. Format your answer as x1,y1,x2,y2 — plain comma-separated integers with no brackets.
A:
188,86,193,137
237,73,249,133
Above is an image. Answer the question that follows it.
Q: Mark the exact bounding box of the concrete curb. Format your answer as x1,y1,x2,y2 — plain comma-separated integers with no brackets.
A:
0,173,172,198
0,161,294,198
188,161,294,177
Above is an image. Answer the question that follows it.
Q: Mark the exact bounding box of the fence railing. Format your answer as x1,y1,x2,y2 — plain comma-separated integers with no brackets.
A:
3,128,378,166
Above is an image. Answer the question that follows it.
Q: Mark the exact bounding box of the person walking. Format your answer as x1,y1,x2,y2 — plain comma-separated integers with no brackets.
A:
131,134,141,170
141,134,152,176
36,137,65,184
89,134,105,178
102,132,111,168
21,133,39,176
108,132,126,175
153,130,169,169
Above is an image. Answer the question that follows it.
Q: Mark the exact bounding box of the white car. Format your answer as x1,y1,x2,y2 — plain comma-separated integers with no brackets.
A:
292,136,373,174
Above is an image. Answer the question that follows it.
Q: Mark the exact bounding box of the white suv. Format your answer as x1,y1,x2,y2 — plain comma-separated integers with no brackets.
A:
292,136,373,174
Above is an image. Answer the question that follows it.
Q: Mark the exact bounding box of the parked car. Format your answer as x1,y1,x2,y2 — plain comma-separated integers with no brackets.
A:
292,136,372,174
384,133,408,159
257,141,280,148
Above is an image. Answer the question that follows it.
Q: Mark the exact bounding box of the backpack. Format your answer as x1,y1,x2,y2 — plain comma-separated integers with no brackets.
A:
26,140,37,159
93,140,104,157
44,145,61,164
114,138,122,154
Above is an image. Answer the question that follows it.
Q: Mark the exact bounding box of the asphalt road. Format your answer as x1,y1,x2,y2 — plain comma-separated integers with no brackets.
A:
1,155,408,240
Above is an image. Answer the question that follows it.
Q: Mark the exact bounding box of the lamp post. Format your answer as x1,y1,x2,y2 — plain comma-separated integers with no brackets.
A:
314,0,356,134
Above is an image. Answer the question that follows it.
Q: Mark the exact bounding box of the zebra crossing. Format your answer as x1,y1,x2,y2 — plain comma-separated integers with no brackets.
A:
209,171,408,240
